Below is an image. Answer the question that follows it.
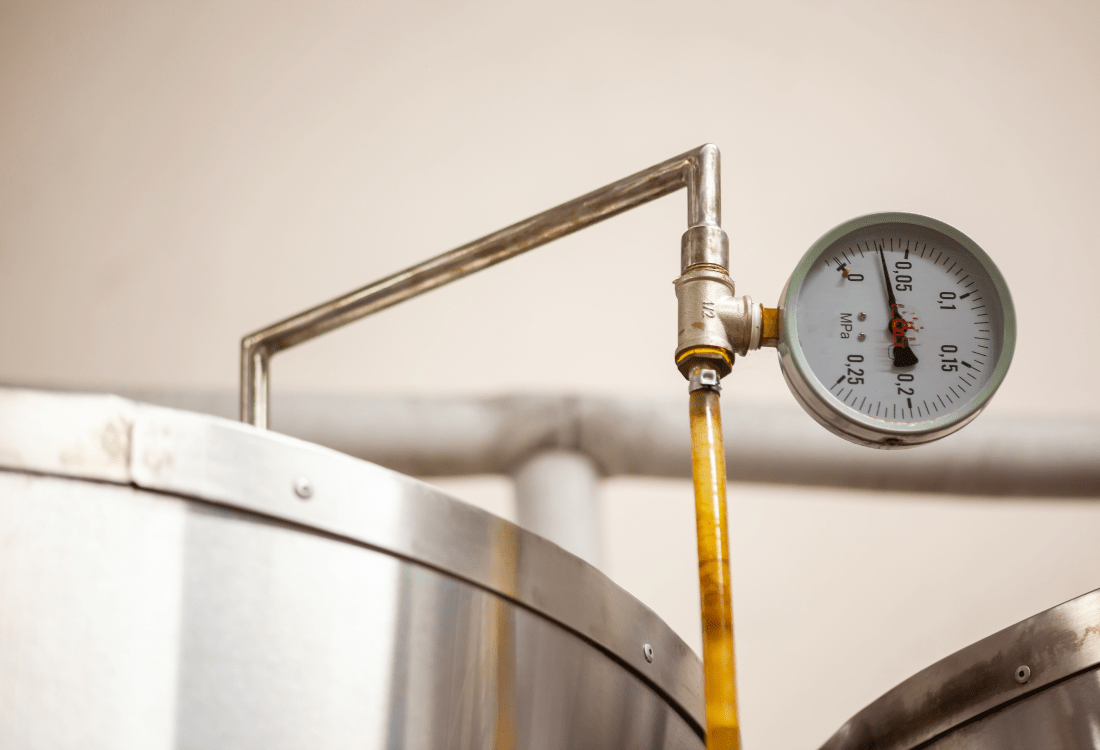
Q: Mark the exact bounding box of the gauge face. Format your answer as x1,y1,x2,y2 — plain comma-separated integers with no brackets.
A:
778,213,1016,448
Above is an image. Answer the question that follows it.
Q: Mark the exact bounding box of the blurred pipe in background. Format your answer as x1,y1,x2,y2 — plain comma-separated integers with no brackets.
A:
101,389,1099,499
514,449,602,567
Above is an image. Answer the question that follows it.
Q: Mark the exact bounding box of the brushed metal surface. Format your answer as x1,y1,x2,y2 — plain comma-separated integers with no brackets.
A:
819,588,1100,750
0,386,704,747
0,475,183,748
0,471,703,749
927,667,1100,749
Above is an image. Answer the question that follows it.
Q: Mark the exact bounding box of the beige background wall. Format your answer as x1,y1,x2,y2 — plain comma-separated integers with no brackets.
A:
2,1,1099,747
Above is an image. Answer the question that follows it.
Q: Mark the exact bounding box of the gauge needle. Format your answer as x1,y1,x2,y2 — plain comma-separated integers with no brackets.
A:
877,245,919,367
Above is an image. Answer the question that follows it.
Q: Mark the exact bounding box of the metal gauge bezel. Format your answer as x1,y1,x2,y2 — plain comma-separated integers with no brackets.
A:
778,212,1016,449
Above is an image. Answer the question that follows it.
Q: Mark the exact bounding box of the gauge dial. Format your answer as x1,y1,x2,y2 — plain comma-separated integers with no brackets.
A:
778,213,1015,448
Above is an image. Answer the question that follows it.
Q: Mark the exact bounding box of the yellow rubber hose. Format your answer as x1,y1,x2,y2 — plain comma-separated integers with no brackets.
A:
689,387,742,750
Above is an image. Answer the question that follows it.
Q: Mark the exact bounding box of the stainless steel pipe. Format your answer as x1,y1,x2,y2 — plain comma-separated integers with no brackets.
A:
514,449,603,567
241,145,723,428
117,389,1100,499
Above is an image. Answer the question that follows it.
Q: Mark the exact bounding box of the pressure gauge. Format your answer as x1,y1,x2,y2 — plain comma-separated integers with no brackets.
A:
778,213,1016,448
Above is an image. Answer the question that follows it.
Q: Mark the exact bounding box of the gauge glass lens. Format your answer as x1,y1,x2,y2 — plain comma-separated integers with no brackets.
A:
780,214,1015,447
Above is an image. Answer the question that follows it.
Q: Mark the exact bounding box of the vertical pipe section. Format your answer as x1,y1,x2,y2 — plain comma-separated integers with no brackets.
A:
686,143,721,228
513,449,603,569
689,388,741,750
240,344,269,428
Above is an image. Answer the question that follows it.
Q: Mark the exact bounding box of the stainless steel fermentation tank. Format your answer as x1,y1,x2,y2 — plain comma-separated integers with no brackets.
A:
0,387,705,749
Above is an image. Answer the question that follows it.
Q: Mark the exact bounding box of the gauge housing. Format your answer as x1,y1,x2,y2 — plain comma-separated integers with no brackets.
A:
778,212,1016,449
